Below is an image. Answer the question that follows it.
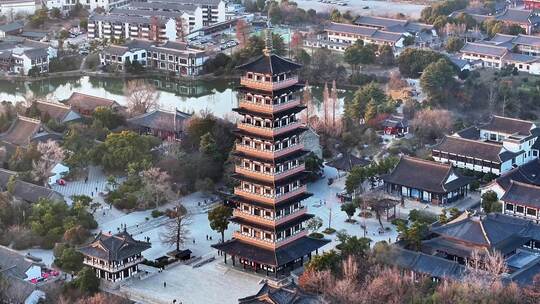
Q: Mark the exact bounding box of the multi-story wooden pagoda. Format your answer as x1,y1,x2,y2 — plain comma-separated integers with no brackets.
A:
213,32,329,276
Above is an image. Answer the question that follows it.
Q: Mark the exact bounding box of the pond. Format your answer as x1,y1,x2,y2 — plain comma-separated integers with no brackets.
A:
0,76,353,118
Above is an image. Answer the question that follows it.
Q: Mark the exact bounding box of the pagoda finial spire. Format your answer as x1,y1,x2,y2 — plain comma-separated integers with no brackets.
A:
263,27,273,56
263,13,273,56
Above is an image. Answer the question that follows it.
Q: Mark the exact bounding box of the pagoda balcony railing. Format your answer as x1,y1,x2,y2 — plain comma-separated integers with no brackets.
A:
237,122,301,138
235,164,305,182
238,99,301,114
240,76,299,91
233,229,307,249
233,206,306,227
83,257,143,272
234,185,307,204
235,143,304,159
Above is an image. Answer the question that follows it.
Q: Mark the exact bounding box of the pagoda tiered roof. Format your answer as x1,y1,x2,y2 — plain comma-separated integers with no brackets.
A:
213,236,329,267
233,105,306,119
232,171,308,187
231,213,314,232
237,53,302,74
232,193,313,211
233,126,307,141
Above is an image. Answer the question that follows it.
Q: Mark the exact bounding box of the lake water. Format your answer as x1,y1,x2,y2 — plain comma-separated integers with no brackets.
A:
0,76,352,118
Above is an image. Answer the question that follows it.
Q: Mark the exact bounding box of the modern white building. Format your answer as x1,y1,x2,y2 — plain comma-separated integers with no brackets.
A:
433,116,540,175
100,39,208,76
0,38,57,75
0,0,37,17
87,0,226,41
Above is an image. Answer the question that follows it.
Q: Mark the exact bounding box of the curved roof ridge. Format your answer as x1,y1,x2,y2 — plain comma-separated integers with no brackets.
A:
402,155,452,169
443,134,503,147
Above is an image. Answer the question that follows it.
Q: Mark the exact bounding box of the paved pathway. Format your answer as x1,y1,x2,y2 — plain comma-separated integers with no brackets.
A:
51,166,122,205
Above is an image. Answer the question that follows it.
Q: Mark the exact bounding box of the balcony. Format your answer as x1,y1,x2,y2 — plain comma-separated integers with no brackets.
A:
235,143,304,160
235,164,305,183
83,257,144,272
233,229,307,249
240,76,299,91
233,209,275,226
234,185,307,205
238,99,300,115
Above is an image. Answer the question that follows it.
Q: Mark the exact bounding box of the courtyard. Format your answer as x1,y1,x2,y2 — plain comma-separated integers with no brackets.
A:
15,164,477,303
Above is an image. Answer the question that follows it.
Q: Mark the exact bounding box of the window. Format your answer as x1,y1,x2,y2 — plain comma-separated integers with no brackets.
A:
527,208,537,217
506,203,514,211
516,205,525,214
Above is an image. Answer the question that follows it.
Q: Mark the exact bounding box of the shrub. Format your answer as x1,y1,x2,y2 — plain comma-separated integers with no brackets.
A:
323,227,336,234
151,210,164,218
309,232,324,239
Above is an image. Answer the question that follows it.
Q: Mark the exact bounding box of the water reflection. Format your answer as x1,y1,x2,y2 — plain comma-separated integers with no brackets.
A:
0,76,351,118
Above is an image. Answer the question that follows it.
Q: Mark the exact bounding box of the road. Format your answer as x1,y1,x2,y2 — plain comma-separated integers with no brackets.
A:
294,0,427,19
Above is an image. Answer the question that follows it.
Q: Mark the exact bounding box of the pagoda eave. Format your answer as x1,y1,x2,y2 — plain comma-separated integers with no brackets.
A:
230,213,314,232
232,149,310,164
232,105,306,118
232,171,308,187
231,192,313,210
233,126,307,141
212,236,330,267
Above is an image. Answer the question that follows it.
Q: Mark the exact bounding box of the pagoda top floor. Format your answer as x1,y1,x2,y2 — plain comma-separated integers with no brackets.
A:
237,53,303,92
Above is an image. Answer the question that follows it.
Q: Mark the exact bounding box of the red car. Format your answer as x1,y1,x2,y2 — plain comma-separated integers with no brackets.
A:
57,179,66,186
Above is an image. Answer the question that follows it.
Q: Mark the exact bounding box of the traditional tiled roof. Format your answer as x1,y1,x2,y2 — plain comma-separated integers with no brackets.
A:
0,168,63,203
371,30,403,43
78,231,151,261
35,100,81,123
0,20,24,33
0,116,42,146
431,213,528,248
513,34,540,46
490,33,516,44
510,261,540,286
0,246,37,280
496,9,534,24
382,115,408,129
389,247,467,280
65,92,119,113
212,236,330,267
454,126,480,140
327,153,370,172
239,282,323,304
354,15,407,29
127,109,191,132
480,115,535,136
460,42,508,57
501,181,540,208
492,159,540,191
434,136,510,163
237,53,302,75
504,52,539,63
382,156,474,193
326,22,377,37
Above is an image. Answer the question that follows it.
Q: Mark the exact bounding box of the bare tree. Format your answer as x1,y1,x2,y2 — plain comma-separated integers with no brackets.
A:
466,248,507,288
32,140,64,184
141,167,173,209
124,80,160,117
322,82,329,129
160,204,190,252
411,109,453,144
301,81,313,126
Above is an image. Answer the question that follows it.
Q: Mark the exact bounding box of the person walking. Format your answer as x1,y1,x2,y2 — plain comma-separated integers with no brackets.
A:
164,281,167,288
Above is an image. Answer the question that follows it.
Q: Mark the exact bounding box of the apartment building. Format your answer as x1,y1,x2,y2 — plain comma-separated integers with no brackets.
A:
87,0,226,41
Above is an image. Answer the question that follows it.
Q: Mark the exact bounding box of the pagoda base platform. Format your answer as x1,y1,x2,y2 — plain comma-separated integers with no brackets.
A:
212,236,330,277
